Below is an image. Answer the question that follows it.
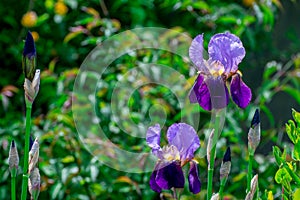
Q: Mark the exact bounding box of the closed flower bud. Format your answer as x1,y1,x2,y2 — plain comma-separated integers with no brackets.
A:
245,174,258,200
24,69,40,105
29,138,39,173
23,31,36,81
8,140,19,177
28,167,40,200
220,147,231,180
248,109,261,155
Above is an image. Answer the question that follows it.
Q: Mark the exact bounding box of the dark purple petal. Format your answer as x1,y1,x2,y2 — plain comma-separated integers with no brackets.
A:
208,32,245,74
156,161,185,189
190,74,212,111
189,34,208,72
230,74,252,109
223,147,231,162
251,109,260,128
149,170,162,193
146,124,161,156
205,77,229,110
23,31,36,58
188,161,201,194
167,123,200,162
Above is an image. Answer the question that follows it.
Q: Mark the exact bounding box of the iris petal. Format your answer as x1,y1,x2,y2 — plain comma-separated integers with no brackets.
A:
208,32,245,74
149,170,162,193
205,77,229,110
230,74,252,108
189,34,208,72
146,124,161,156
156,161,185,189
190,74,212,111
167,123,200,162
188,161,201,194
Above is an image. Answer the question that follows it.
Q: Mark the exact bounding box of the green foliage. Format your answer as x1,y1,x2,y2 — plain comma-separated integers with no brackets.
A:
0,0,300,199
273,109,300,199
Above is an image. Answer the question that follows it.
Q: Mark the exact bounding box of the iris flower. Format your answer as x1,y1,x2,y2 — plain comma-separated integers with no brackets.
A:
189,32,252,111
146,123,201,194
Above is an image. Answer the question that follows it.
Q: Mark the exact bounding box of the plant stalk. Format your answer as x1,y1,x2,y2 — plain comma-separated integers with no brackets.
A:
219,178,227,199
247,153,254,193
11,175,16,200
207,110,223,200
21,105,32,200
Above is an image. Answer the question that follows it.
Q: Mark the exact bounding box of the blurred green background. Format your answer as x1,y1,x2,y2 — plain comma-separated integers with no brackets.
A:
1,0,300,199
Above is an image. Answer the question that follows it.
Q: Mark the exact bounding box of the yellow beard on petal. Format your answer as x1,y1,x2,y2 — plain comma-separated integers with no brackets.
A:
208,61,225,77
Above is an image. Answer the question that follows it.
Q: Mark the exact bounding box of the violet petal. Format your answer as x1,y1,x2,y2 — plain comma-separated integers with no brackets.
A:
190,74,212,111
230,74,252,109
188,161,201,194
205,77,229,110
146,124,162,156
208,32,245,74
149,170,162,193
156,161,185,189
167,123,200,162
189,34,207,72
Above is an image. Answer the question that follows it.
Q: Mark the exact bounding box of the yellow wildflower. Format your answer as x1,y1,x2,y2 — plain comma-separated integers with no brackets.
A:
54,1,68,16
21,11,37,28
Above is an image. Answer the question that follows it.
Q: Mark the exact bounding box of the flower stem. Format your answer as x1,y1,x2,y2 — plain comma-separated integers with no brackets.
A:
21,105,32,200
219,178,226,199
207,109,224,200
247,153,254,193
11,174,16,200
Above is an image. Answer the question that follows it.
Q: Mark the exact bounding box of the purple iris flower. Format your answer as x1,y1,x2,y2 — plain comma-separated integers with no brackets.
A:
189,32,252,111
146,123,201,194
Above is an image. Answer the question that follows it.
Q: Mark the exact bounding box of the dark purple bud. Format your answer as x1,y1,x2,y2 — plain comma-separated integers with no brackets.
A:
11,140,15,148
23,31,36,58
188,161,201,194
223,147,231,162
22,31,36,81
251,109,260,128
30,136,34,150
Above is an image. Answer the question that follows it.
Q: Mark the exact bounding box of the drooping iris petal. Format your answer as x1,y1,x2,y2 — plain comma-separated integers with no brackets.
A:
149,169,162,193
189,34,208,72
166,123,200,162
208,32,245,74
156,161,185,189
189,74,212,111
146,124,161,156
205,76,229,110
188,161,201,194
230,74,252,109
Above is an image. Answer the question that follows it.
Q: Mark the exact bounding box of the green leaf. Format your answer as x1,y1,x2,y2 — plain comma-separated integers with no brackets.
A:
292,109,300,127
281,86,300,105
292,141,300,161
273,146,284,166
286,120,296,144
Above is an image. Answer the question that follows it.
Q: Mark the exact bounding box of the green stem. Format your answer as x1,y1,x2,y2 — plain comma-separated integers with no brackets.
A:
247,153,254,193
219,178,227,199
11,175,16,200
21,105,32,200
207,110,224,200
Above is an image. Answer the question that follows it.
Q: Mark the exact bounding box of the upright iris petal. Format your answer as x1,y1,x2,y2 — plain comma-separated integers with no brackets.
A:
146,124,161,156
189,32,252,110
208,32,245,75
166,123,200,162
